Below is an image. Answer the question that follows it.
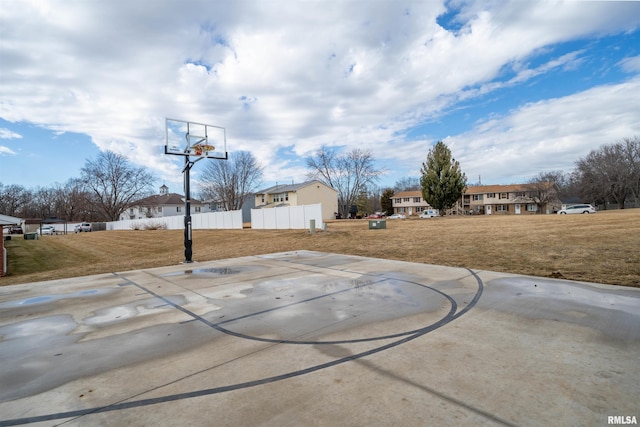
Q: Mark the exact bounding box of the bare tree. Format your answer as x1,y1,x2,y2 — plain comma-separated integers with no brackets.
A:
621,136,640,206
199,151,263,211
526,172,563,213
393,177,420,192
306,147,385,217
354,185,383,217
0,183,30,216
29,186,57,218
50,179,94,221
575,137,640,209
81,151,155,221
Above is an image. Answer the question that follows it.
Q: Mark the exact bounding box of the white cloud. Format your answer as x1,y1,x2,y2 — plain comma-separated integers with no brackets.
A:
1,0,639,188
0,128,22,139
450,77,640,184
0,128,20,156
619,55,640,73
0,146,16,155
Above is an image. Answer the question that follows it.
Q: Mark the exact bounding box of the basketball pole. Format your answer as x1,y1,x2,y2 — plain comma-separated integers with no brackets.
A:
183,156,193,263
166,118,227,264
182,154,204,263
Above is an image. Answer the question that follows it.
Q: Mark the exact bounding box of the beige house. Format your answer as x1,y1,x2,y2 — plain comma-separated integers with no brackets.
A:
254,180,338,221
391,191,434,216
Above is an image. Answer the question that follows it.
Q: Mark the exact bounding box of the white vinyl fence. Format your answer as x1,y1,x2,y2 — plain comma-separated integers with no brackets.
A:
251,204,322,230
107,210,243,231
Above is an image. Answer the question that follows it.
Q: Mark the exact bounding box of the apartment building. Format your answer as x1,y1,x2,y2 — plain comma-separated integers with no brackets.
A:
463,183,560,215
392,182,560,216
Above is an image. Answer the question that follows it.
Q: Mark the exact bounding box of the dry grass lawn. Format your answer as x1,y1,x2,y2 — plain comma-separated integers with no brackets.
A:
3,209,639,287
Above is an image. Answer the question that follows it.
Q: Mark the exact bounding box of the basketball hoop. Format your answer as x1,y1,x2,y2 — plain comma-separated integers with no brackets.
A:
191,143,215,156
164,118,228,263
165,118,227,160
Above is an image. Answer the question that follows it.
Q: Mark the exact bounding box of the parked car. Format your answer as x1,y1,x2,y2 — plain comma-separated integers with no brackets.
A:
366,213,384,219
9,226,23,234
419,210,439,218
557,204,596,214
387,214,407,219
38,226,56,235
75,222,92,232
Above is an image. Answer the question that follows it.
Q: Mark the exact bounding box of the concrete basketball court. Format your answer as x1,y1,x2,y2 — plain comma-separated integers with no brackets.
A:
0,250,638,426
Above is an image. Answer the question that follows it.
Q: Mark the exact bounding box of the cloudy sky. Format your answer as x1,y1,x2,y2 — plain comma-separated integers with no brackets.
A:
1,0,640,194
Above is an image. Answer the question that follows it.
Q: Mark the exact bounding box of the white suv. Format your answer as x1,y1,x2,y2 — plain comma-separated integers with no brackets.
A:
74,222,92,232
557,204,596,214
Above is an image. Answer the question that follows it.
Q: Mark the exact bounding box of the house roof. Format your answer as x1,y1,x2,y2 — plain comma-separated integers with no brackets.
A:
0,214,22,226
131,193,203,206
392,191,422,198
255,180,335,194
392,183,557,197
465,182,556,194
465,184,530,194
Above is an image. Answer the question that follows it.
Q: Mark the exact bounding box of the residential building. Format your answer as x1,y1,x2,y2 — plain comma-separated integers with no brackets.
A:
391,183,561,216
462,183,561,215
254,180,338,221
391,191,434,216
121,185,207,221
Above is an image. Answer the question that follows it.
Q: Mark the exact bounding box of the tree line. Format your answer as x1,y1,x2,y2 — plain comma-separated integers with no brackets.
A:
1,151,155,222
2,136,637,222
305,136,640,217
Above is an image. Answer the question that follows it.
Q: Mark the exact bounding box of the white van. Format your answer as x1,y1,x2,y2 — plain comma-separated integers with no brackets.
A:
419,209,439,218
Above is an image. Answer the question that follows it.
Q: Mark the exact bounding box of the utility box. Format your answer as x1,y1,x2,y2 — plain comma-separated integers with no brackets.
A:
368,220,386,230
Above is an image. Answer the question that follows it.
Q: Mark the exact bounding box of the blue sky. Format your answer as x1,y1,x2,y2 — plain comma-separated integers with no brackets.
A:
2,1,640,195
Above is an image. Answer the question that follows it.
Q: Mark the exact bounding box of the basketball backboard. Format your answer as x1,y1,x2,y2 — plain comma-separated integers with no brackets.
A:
165,118,228,159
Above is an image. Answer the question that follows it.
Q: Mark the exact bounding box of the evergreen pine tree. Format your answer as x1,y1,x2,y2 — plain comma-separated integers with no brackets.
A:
420,141,467,215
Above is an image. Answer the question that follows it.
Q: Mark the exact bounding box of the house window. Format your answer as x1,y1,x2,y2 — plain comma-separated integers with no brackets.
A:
285,192,289,201
499,193,509,199
130,208,134,214
416,207,424,212
413,197,421,203
177,206,181,212
527,204,538,212
395,198,402,204
516,192,526,197
486,193,495,198
261,196,265,203
157,207,162,213
403,198,410,202
398,207,405,213
473,194,483,201
497,205,508,212
195,206,201,213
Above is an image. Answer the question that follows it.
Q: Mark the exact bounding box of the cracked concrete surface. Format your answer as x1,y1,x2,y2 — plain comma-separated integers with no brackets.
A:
0,251,638,426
